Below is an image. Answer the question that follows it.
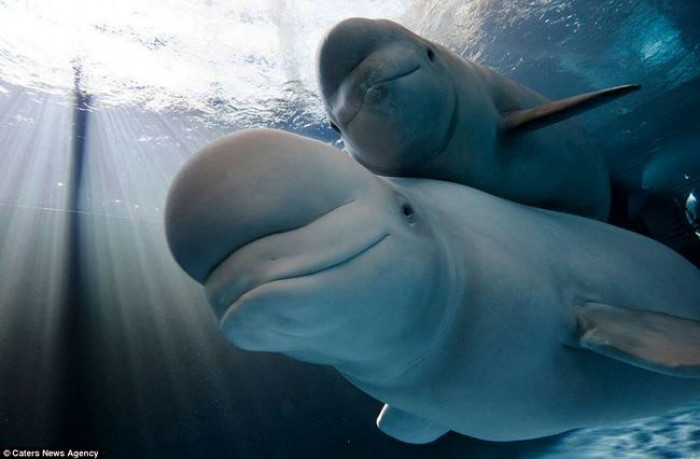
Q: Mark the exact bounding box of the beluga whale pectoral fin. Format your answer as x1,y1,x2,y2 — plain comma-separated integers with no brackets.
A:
573,303,700,378
500,84,641,136
376,404,450,444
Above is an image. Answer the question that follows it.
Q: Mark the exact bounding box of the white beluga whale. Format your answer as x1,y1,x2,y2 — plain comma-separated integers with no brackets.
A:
317,18,641,221
165,129,700,444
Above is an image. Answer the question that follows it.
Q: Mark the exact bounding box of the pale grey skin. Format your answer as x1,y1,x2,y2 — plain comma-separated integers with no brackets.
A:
317,18,611,220
165,129,700,444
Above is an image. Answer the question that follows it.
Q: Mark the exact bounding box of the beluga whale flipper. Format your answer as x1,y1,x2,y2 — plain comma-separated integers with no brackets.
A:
165,129,700,444
317,18,641,221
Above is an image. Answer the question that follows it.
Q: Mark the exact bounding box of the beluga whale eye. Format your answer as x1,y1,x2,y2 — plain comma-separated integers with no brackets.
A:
393,192,416,223
329,122,340,133
400,202,415,223
426,47,435,62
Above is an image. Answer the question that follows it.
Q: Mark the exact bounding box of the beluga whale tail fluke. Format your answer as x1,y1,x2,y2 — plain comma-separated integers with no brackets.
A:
165,128,700,445
317,17,642,221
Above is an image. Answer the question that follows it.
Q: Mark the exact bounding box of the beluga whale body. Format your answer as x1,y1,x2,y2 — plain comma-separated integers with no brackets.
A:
165,129,700,444
317,18,641,221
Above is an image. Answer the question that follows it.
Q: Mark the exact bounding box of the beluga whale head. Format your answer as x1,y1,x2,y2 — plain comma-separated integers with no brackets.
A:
317,18,461,173
317,18,641,220
165,129,449,378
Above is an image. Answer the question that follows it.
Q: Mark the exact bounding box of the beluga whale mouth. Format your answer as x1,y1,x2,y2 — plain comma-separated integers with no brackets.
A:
338,64,422,127
204,199,391,322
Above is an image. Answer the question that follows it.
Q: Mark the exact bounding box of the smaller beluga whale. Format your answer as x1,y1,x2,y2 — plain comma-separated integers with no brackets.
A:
317,18,641,221
165,129,700,444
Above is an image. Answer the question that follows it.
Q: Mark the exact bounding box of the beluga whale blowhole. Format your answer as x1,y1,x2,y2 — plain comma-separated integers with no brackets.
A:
165,129,700,445
317,18,641,221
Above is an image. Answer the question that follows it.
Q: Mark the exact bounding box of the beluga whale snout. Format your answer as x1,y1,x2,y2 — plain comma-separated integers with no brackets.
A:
317,18,641,220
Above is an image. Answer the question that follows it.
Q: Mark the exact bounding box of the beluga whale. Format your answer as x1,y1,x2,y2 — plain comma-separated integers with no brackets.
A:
165,129,700,444
317,18,641,221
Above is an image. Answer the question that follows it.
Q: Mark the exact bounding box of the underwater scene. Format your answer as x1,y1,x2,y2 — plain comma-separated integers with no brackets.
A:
0,0,699,458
